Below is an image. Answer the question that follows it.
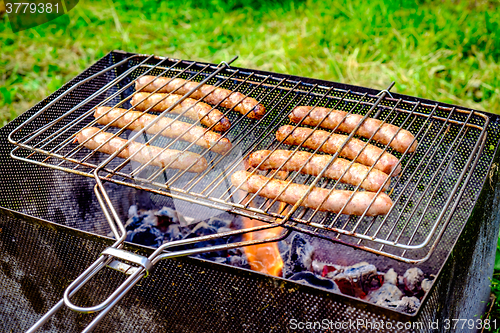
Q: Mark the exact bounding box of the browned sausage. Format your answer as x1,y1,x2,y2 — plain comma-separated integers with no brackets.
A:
76,127,207,173
131,92,230,132
248,150,390,192
289,106,417,153
231,171,393,216
135,75,266,119
94,106,232,155
276,126,401,176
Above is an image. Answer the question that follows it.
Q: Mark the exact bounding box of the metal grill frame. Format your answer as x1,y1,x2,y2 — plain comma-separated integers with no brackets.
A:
8,52,490,265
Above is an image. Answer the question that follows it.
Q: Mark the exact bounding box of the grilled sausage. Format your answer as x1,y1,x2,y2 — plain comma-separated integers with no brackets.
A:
231,171,393,216
248,150,390,192
94,107,232,154
289,106,417,153
276,126,401,176
135,75,266,119
131,92,230,132
76,127,207,173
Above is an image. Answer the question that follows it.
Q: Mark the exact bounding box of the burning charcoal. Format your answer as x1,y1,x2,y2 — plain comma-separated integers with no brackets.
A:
421,278,433,293
216,227,233,234
141,210,159,226
227,247,244,256
403,267,424,296
126,224,164,247
365,282,403,306
322,265,338,279
208,217,232,229
393,296,421,314
211,257,227,264
226,255,250,269
310,259,341,279
282,234,314,278
278,241,289,255
187,222,218,238
289,272,340,292
333,262,382,298
125,215,147,231
128,205,138,218
384,268,398,285
164,224,184,242
155,207,179,232
183,222,227,259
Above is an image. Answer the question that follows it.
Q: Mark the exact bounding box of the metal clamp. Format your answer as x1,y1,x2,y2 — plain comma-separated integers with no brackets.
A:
102,247,153,277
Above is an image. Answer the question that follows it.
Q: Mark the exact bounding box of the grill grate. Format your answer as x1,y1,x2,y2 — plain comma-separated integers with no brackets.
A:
8,53,488,264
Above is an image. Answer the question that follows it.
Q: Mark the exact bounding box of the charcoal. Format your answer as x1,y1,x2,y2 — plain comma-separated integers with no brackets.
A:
226,255,250,269
393,296,421,314
421,278,433,293
186,222,218,238
184,222,227,259
210,257,227,264
282,234,314,278
126,224,163,247
208,217,232,229
310,259,341,279
155,207,179,232
289,272,340,292
277,241,289,255
404,267,424,290
384,268,398,285
227,247,244,256
216,227,233,234
403,267,424,296
125,215,147,231
366,283,403,305
333,262,381,298
128,205,138,218
164,224,184,242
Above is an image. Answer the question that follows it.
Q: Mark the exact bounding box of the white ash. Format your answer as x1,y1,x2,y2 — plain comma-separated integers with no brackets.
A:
393,296,421,314
333,262,377,283
128,205,138,218
367,284,404,306
421,278,433,293
358,268,403,305
403,267,424,292
384,268,398,285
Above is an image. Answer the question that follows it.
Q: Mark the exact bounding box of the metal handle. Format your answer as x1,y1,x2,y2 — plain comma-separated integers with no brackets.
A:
63,248,152,313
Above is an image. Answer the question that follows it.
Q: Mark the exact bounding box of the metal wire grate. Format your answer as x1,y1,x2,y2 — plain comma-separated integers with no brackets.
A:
8,53,489,263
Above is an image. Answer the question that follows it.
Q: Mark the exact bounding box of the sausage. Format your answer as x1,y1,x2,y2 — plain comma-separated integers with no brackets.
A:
132,92,231,132
135,75,266,119
131,92,230,132
94,106,232,154
76,127,207,173
276,126,401,176
289,106,417,153
231,171,393,216
248,150,390,192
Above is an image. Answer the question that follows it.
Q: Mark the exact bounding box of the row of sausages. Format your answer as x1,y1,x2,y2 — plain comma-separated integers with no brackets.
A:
231,107,417,216
76,75,266,172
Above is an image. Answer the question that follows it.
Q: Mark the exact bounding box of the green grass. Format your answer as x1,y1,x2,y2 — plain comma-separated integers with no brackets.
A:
1,0,500,127
2,0,500,326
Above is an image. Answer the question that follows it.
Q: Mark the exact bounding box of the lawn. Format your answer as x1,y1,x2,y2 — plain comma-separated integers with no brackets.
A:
1,0,500,326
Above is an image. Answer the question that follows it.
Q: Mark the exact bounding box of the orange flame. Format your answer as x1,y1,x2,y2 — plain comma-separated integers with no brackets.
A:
242,202,286,277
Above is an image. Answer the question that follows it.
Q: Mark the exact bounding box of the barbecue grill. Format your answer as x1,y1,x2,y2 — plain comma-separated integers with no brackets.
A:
1,50,499,332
